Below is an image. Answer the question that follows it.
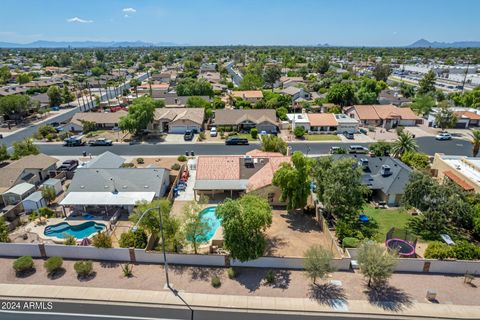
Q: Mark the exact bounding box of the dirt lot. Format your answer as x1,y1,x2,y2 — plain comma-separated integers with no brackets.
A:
129,156,185,172
265,211,341,258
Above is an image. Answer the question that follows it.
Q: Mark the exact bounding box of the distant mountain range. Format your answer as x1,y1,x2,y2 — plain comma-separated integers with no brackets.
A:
0,40,185,48
407,39,480,48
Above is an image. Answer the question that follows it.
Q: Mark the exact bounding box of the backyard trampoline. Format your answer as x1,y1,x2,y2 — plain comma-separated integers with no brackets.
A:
385,228,417,257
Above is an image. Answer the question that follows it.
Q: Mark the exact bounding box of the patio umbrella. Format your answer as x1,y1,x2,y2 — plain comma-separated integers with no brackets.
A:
79,237,91,246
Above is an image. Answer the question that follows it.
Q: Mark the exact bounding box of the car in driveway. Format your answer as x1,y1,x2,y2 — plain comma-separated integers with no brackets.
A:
210,127,218,137
435,132,452,140
184,130,194,141
348,145,369,154
58,160,79,171
225,137,249,145
88,138,113,146
343,131,354,139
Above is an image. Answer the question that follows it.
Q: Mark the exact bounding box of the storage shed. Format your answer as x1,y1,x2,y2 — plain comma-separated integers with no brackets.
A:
41,178,63,195
22,191,47,212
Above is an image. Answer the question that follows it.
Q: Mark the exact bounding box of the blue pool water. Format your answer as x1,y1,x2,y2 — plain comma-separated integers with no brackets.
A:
44,221,106,239
188,207,222,242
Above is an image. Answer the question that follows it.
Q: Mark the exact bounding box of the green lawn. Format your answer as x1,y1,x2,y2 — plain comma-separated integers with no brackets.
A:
304,134,340,141
229,133,257,141
363,205,412,242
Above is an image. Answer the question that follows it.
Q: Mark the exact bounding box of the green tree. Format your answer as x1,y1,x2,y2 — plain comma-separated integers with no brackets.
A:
91,66,105,77
183,202,210,254
273,151,312,211
12,138,39,160
411,94,436,116
129,79,141,98
41,186,56,205
119,96,156,135
92,232,112,248
263,65,281,90
239,73,264,90
276,106,288,121
62,85,75,104
326,83,356,107
81,120,97,134
357,240,397,287
0,66,11,84
418,70,436,95
304,245,334,284
186,96,211,108
38,125,56,138
471,129,480,157
400,151,430,170
47,85,63,107
400,82,415,98
434,102,457,131
0,144,9,163
293,126,306,138
368,141,392,156
372,63,391,82
17,73,32,85
315,58,330,74
0,218,10,243
0,95,35,118
119,228,148,249
391,131,418,157
261,135,288,155
216,195,272,262
176,78,213,96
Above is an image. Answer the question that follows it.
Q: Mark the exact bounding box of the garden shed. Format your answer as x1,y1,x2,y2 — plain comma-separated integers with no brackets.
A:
22,191,47,213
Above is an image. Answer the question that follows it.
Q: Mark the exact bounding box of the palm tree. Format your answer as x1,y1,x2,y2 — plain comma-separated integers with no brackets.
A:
129,79,141,98
471,130,480,157
391,131,418,157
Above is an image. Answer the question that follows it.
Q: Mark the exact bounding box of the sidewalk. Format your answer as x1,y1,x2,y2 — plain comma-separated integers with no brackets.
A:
0,283,478,319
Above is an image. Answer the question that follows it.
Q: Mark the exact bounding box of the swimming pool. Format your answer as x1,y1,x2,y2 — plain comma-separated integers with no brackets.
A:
44,221,106,239
189,207,222,242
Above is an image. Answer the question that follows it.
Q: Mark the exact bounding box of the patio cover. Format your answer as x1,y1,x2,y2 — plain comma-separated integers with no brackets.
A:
60,192,156,206
194,179,248,191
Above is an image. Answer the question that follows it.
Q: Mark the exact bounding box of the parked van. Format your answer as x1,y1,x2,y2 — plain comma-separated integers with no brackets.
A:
348,145,369,154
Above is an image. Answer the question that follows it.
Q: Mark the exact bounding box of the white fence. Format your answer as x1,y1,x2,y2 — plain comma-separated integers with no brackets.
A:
230,257,351,271
44,245,131,261
135,250,226,266
0,243,41,257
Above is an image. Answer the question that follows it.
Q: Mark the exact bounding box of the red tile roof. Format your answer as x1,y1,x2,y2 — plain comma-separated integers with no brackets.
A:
444,170,474,191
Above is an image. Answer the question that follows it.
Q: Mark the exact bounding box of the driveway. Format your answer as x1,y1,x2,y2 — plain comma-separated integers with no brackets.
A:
163,133,198,144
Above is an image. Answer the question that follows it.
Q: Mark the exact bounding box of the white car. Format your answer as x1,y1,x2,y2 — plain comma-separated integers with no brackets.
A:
210,127,217,137
435,132,452,140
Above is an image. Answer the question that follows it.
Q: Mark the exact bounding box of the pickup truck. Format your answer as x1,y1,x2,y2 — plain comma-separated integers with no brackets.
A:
58,160,79,171
64,136,85,147
88,138,113,146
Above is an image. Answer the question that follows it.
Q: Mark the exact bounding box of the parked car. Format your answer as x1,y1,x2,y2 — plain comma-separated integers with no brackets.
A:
348,145,369,154
58,160,79,171
64,136,85,147
210,127,218,137
329,146,341,154
435,132,452,140
88,138,113,146
225,137,249,145
343,131,354,139
129,139,140,145
184,130,194,141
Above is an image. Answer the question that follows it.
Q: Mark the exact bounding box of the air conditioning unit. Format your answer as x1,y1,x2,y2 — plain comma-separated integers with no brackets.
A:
380,165,392,177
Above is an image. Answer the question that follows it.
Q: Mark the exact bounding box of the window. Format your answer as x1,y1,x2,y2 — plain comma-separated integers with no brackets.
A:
267,193,275,203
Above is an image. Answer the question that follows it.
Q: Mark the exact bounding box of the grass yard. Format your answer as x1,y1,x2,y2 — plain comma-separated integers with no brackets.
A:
229,133,257,141
304,134,340,141
363,205,412,242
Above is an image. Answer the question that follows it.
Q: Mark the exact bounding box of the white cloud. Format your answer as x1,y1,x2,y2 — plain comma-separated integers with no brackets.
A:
67,17,93,24
122,7,136,13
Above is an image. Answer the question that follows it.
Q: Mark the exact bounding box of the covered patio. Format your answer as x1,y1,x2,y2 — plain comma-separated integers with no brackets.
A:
193,180,246,202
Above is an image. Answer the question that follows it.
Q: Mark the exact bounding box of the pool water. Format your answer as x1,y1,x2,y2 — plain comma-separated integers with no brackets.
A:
44,221,106,239
188,207,222,242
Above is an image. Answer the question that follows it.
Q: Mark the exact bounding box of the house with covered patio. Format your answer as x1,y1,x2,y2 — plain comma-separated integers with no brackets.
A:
212,109,278,133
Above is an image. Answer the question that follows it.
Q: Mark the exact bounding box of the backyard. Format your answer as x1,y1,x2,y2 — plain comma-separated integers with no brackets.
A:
363,205,412,242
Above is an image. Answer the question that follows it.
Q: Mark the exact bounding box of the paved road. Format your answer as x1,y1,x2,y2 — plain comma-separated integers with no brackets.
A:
0,299,434,320
36,137,472,157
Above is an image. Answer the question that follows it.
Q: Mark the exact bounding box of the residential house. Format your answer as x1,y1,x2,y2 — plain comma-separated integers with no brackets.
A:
200,63,217,73
345,104,421,129
213,109,278,133
287,113,310,131
194,150,290,205
60,168,171,214
280,86,310,102
432,154,480,192
147,108,204,134
379,89,411,107
231,90,263,103
335,113,359,133
279,76,304,88
307,113,338,133
79,151,126,169
65,110,127,132
154,93,211,108
137,83,170,97
427,107,480,128
332,154,412,206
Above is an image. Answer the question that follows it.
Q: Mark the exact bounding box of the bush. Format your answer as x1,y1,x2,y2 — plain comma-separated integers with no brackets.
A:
452,241,480,260
211,275,221,288
92,232,112,248
74,260,93,277
64,236,76,246
227,267,236,279
171,163,181,170
13,256,34,273
44,256,63,274
342,237,360,248
177,155,187,162
38,207,55,218
120,162,135,168
136,157,144,164
199,132,206,141
121,263,133,277
46,133,56,142
265,270,275,284
119,228,148,249
424,241,456,259
293,126,306,138
250,128,258,139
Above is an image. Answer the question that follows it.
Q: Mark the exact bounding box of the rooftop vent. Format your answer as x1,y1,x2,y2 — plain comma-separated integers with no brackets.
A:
244,155,254,168
380,165,392,177
358,158,369,169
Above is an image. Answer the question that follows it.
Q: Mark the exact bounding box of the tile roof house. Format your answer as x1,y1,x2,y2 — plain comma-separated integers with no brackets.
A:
213,109,278,133
427,107,480,129
345,104,421,129
231,90,264,103
194,150,290,205
147,108,205,134
65,111,127,132
307,113,338,133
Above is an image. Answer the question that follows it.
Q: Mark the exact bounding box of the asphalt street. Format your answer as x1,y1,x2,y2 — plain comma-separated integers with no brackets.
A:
35,136,472,157
0,299,434,320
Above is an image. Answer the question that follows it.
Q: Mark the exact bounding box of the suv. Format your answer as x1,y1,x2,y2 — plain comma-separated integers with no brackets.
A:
184,130,194,141
435,132,452,140
343,131,354,139
225,137,249,145
210,127,217,137
348,145,369,154
88,138,113,146
58,160,79,171
64,136,85,147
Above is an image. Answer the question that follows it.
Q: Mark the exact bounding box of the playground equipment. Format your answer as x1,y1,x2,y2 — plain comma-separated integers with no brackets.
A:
385,228,417,257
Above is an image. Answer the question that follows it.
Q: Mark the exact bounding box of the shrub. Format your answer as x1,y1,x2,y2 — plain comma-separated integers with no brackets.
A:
38,207,55,218
74,260,93,277
177,155,187,162
424,241,456,260
211,275,221,288
227,267,236,279
64,236,76,246
44,256,63,274
199,132,206,141
452,241,480,260
119,228,148,249
265,270,275,284
121,263,133,277
250,128,258,139
342,237,360,248
13,256,34,273
120,162,135,168
136,157,144,164
92,232,112,248
171,163,181,170
293,126,306,138
46,133,56,142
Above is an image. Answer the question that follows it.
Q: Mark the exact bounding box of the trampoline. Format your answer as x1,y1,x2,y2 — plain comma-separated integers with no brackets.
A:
385,238,415,257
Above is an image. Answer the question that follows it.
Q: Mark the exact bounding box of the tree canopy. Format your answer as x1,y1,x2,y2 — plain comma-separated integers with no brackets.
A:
176,78,213,96
119,96,159,135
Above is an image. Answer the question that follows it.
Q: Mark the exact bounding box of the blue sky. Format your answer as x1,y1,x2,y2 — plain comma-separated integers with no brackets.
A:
0,0,478,46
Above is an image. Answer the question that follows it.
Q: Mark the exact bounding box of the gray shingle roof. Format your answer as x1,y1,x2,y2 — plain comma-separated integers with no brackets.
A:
81,151,125,169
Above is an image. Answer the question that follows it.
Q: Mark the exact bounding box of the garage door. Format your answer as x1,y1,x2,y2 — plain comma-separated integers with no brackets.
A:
169,126,187,134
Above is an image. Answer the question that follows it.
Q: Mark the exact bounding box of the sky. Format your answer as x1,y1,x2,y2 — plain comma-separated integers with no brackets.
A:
0,0,479,46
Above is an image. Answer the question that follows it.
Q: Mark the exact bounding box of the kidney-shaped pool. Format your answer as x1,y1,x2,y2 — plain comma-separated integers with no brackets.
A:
44,221,106,239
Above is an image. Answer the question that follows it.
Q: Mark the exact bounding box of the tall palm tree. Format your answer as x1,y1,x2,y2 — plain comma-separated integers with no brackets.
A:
471,130,480,157
391,131,418,158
